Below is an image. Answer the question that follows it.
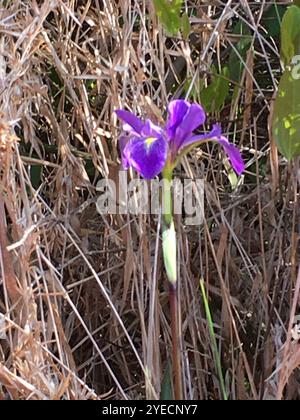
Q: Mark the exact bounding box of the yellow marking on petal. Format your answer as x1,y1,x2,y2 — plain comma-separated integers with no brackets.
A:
145,137,157,149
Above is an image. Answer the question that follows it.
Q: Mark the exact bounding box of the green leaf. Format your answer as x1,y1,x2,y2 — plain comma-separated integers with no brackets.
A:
153,0,182,36
262,4,286,38
280,5,300,66
228,21,252,83
294,0,300,8
200,66,230,113
272,68,300,160
180,12,191,39
30,164,43,190
214,67,230,111
200,82,215,114
160,361,173,400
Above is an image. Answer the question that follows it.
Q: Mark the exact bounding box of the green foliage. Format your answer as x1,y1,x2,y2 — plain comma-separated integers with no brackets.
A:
180,12,191,39
153,0,182,35
273,4,300,160
228,21,252,83
280,5,300,66
30,165,43,190
272,68,300,160
160,362,173,400
153,0,190,37
200,66,230,113
261,4,286,38
200,279,227,400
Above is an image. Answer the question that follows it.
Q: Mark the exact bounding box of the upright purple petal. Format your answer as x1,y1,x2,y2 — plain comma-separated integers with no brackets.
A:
218,136,245,175
115,109,144,134
166,100,190,138
123,136,168,179
141,119,164,138
174,103,206,145
166,100,206,150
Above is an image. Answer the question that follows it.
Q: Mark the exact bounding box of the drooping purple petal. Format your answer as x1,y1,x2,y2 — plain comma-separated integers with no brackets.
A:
115,109,144,134
123,135,168,179
218,136,245,175
166,100,206,149
178,124,244,175
178,124,222,151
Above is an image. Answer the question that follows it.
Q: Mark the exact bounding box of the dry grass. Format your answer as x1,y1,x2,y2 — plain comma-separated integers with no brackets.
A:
0,0,299,400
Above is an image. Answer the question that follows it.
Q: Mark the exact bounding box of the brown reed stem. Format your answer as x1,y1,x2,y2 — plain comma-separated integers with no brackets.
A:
169,282,182,400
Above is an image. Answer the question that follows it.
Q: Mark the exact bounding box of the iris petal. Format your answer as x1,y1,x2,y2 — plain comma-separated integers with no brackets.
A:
166,100,206,150
141,119,164,138
174,104,206,147
218,136,245,175
119,135,130,169
178,125,244,175
166,100,190,138
123,135,168,179
115,110,144,134
178,124,222,150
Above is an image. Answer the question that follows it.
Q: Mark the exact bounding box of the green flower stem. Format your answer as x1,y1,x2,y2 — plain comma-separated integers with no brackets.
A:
162,166,173,226
162,166,182,400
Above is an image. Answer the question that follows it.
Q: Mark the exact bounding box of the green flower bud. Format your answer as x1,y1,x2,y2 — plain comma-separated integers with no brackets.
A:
162,221,177,284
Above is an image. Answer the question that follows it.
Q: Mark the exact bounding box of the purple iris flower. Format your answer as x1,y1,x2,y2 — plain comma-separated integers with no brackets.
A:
115,100,244,179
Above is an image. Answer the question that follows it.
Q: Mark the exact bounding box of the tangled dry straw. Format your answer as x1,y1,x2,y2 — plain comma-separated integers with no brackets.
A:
0,0,299,400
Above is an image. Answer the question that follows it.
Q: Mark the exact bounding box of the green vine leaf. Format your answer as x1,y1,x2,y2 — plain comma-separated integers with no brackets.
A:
272,68,300,160
153,0,182,36
280,5,300,66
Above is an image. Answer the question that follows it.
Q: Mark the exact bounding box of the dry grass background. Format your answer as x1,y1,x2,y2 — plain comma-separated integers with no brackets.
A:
0,0,300,400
